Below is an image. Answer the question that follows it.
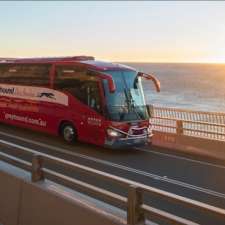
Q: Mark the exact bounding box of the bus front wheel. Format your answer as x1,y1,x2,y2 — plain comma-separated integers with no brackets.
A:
60,123,77,143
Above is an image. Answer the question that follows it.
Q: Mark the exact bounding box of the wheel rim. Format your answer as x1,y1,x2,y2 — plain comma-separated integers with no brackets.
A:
63,126,74,142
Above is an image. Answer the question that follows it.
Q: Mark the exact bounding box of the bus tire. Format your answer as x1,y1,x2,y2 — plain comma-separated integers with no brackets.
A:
60,122,77,143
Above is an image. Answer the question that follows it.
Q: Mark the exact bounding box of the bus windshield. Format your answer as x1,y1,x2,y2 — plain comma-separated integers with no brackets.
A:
103,70,149,122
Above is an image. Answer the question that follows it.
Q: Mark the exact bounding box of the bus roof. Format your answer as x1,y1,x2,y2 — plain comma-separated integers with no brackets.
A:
81,60,135,72
0,56,94,63
0,56,135,72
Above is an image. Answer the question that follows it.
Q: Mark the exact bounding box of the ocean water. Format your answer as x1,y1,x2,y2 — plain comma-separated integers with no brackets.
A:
124,63,225,113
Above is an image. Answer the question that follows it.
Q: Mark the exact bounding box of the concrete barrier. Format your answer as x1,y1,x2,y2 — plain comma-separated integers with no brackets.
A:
152,130,225,161
19,182,125,225
0,161,125,225
0,162,27,225
1,148,225,225
150,106,225,161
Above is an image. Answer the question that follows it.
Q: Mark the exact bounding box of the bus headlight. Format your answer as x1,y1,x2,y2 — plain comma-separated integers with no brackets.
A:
107,128,123,138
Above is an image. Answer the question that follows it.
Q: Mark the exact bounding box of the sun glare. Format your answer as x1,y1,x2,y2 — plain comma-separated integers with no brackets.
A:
204,56,225,64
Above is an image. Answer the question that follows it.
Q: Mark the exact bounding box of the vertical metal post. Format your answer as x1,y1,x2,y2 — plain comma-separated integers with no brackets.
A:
148,104,154,118
127,185,145,225
32,154,44,182
176,120,183,135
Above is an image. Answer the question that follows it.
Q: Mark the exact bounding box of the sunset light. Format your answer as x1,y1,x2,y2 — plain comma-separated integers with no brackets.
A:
1,1,225,63
0,2,225,225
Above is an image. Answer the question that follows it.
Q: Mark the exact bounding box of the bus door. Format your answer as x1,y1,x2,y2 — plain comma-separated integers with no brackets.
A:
81,80,105,145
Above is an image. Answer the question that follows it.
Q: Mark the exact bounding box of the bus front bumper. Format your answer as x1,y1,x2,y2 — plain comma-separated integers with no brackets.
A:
104,134,153,149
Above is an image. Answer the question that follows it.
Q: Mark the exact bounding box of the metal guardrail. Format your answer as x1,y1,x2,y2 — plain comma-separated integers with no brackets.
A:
150,106,225,141
1,147,225,225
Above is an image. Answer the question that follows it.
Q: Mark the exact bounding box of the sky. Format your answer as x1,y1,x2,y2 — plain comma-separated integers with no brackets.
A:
1,1,225,63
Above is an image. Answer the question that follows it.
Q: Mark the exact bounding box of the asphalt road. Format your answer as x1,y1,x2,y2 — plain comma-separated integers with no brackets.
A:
0,123,224,225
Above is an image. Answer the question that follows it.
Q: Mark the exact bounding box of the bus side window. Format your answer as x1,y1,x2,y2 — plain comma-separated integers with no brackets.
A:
0,64,50,86
55,66,102,114
0,65,23,83
86,82,102,114
21,65,50,86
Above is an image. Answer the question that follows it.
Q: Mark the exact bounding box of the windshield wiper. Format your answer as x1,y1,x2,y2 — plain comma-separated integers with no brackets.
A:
123,88,143,120
121,71,144,120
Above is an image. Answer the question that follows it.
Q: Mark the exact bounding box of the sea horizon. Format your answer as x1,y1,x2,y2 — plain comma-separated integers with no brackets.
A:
121,62,225,113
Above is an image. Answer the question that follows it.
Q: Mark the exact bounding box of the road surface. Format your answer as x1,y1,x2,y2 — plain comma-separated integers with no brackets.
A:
0,123,224,224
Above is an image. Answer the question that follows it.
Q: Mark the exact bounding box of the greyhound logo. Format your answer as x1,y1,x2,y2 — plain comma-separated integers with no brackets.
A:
37,92,56,99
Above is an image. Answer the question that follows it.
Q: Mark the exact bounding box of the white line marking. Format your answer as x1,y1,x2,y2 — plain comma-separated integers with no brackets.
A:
135,147,225,170
0,129,224,170
0,136,225,200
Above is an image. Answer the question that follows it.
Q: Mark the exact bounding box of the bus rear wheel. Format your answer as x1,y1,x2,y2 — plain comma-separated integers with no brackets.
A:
60,123,77,143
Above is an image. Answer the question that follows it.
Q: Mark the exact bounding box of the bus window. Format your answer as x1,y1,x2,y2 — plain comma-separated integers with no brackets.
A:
0,65,22,84
86,81,102,113
0,64,50,86
55,66,102,114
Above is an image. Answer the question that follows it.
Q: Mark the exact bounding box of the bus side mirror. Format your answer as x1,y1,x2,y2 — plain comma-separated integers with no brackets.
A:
98,73,116,93
137,72,160,92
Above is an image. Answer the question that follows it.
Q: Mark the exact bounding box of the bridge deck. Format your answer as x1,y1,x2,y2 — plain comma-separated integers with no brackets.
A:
0,123,224,224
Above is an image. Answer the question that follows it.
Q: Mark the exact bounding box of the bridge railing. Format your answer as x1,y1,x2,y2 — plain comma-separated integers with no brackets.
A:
149,106,225,141
1,146,225,225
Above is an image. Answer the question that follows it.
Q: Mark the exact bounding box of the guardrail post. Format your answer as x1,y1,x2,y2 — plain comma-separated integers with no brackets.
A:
148,104,154,118
176,120,183,135
127,185,145,225
32,154,44,182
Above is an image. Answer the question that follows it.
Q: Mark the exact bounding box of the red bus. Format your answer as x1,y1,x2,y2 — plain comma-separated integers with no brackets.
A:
0,56,160,148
